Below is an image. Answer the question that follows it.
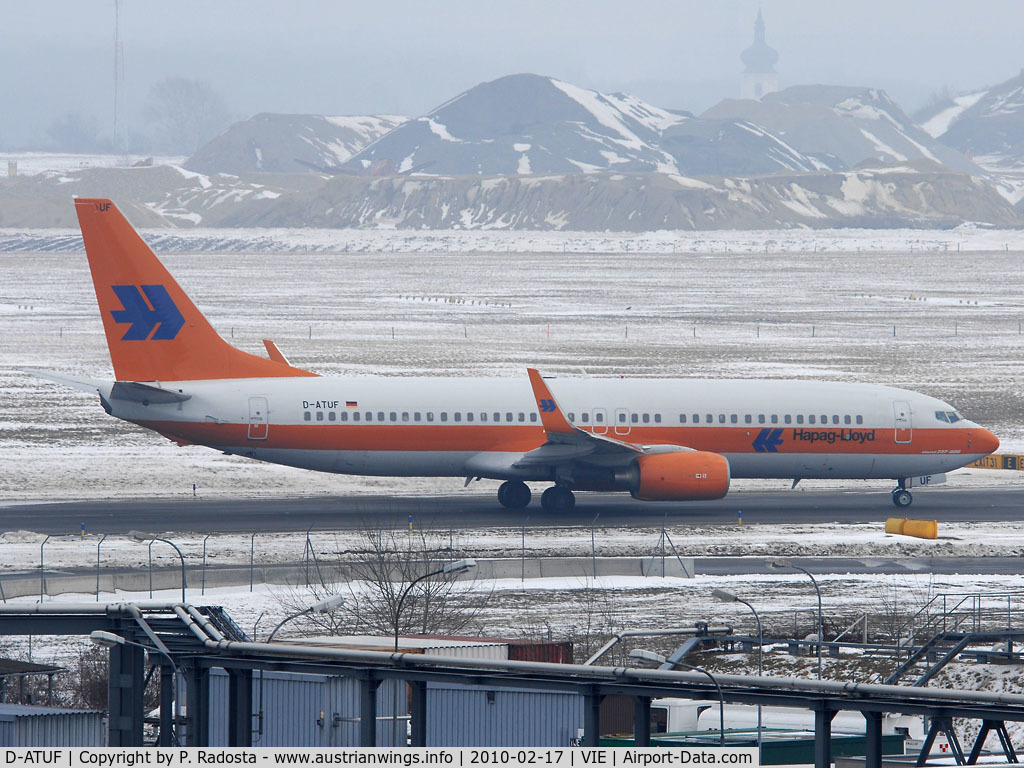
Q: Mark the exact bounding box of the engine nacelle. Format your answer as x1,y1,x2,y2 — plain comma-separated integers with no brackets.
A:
626,451,730,501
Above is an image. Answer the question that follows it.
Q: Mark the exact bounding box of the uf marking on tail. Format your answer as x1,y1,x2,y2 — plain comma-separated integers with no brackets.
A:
110,285,185,341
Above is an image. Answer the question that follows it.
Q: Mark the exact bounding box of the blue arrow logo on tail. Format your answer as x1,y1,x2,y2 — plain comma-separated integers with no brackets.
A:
538,399,556,413
110,285,185,341
753,428,784,452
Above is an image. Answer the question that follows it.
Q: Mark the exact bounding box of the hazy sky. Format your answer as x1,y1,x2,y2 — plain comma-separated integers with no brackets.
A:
3,0,1022,149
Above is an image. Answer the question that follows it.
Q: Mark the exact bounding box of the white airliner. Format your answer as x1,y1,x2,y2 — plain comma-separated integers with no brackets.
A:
33,199,1000,513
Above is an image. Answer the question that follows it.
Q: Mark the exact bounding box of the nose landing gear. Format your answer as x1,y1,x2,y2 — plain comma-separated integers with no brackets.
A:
892,488,913,508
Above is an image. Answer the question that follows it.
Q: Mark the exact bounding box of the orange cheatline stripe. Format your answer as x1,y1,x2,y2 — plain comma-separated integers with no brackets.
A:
136,420,971,456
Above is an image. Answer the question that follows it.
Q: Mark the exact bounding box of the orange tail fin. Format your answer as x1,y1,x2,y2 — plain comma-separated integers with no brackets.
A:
75,198,316,381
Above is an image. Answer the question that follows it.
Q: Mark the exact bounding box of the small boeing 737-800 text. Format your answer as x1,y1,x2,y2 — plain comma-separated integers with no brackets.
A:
32,199,1000,512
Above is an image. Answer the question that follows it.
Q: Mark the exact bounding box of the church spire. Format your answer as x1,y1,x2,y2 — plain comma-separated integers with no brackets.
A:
740,9,780,99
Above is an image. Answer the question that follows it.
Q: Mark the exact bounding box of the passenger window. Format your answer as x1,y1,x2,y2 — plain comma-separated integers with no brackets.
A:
680,414,687,424
744,415,752,424
493,412,500,422
518,413,525,422
530,413,538,423
353,412,361,422
718,414,726,424
693,414,700,424
596,413,604,423
796,415,804,424
402,412,409,422
390,412,397,421
365,412,373,422
414,412,421,422
440,412,448,422
568,412,575,422
730,414,737,424
455,413,462,422
505,412,513,421
426,412,433,422
832,415,840,425
705,414,713,424
643,413,650,423
329,412,336,422
630,413,638,423
619,413,627,423
784,415,791,424
466,413,473,422
821,415,827,424
378,411,385,421
758,414,765,424
809,415,816,424
856,415,863,425
654,414,661,423
317,411,324,421
581,413,589,423
844,415,851,424
303,412,311,421
341,412,348,422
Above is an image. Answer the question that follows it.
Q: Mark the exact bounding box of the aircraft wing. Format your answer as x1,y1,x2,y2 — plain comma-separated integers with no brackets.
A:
514,368,675,469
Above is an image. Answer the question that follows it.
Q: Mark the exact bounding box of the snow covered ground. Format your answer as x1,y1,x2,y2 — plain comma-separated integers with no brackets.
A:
1,152,187,177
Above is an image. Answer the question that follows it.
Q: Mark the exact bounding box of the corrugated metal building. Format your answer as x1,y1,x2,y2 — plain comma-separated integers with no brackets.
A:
207,670,406,747
0,704,106,747
203,636,581,747
427,684,582,747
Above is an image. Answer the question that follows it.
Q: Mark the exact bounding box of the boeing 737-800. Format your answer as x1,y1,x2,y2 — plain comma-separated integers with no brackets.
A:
32,199,1000,512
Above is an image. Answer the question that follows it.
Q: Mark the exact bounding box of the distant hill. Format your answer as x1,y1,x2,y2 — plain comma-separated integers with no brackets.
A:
916,71,1024,206
2,162,1016,231
342,73,822,177
185,113,407,175
703,85,976,173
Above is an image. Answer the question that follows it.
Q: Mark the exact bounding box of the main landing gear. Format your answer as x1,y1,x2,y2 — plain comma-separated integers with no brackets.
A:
496,481,577,512
892,487,913,508
497,480,531,509
541,485,576,513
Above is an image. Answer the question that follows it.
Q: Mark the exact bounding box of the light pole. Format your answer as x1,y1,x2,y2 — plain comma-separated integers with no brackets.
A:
392,558,476,651
130,532,187,603
768,558,822,679
629,649,725,745
90,630,181,745
713,588,763,758
267,593,347,642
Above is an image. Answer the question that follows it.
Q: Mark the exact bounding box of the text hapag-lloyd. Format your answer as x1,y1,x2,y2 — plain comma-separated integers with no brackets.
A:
792,428,876,444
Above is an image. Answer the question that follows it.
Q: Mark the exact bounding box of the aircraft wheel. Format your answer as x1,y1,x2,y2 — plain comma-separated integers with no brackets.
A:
498,480,531,509
892,489,913,508
541,486,575,513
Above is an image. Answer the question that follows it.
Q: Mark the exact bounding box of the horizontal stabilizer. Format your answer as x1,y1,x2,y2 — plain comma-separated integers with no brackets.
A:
110,381,191,404
263,339,290,366
24,368,107,395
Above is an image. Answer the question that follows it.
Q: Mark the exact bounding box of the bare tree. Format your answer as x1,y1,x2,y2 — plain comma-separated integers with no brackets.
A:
143,77,230,154
277,526,490,641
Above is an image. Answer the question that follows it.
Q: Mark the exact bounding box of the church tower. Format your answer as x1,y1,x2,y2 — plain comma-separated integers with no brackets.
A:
740,9,779,100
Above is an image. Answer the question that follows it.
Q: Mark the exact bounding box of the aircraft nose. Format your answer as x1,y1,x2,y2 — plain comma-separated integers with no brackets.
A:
972,428,1000,456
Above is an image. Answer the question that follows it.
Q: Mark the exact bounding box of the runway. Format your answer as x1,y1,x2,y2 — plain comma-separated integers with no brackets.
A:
4,486,1022,535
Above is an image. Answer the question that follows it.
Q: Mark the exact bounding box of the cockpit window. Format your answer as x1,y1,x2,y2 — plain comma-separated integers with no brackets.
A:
935,411,949,423
947,411,961,423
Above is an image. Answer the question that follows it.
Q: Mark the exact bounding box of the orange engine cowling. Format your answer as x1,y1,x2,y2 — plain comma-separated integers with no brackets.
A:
628,451,730,501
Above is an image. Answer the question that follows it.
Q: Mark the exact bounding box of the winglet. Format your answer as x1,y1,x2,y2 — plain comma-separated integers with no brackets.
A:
527,368,575,435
